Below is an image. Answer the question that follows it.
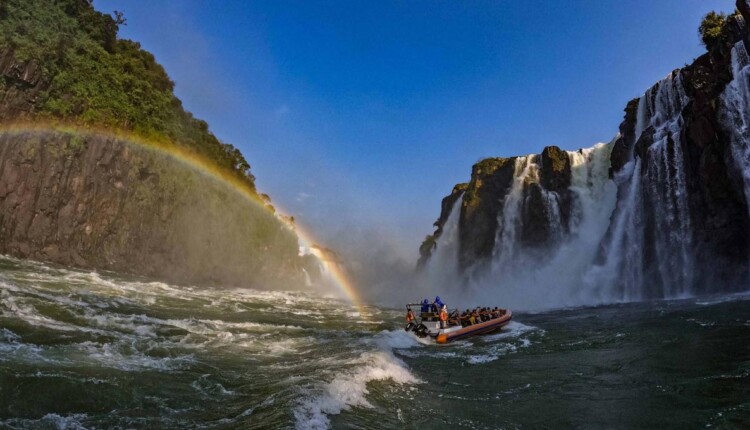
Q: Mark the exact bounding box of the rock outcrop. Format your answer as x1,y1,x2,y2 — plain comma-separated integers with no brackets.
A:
0,48,49,120
420,145,579,273
418,183,467,268
0,130,305,289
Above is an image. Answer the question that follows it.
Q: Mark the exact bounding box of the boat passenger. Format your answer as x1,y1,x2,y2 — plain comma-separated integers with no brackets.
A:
420,298,430,313
432,296,445,313
405,308,417,331
439,305,449,329
448,309,460,327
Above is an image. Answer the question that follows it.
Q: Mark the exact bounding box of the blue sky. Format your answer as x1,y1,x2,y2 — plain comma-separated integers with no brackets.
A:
96,0,735,257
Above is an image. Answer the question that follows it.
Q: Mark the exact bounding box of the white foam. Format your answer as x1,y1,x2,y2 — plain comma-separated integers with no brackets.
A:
480,321,541,342
191,374,235,397
467,354,498,364
373,329,426,349
293,334,420,430
75,341,194,372
1,327,20,343
0,413,89,430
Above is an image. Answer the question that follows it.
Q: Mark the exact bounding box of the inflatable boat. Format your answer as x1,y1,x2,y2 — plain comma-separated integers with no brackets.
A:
404,303,512,344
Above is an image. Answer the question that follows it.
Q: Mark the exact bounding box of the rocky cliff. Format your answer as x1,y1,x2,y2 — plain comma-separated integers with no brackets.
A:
420,2,750,300
420,145,579,273
0,0,316,289
0,129,305,289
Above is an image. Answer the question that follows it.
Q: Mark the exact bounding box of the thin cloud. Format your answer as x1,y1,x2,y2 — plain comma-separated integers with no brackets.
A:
296,192,313,202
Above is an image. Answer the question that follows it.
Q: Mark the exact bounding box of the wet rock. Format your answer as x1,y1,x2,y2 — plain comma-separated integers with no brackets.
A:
610,98,640,175
0,48,49,119
458,157,516,270
0,130,305,289
539,146,571,192
417,183,467,269
739,0,750,22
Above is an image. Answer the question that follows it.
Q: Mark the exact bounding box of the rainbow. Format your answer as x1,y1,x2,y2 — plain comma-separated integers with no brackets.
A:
0,122,368,314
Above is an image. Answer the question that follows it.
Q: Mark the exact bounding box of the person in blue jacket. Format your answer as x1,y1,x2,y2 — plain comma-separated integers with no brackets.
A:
420,298,430,313
435,296,445,309
433,296,445,313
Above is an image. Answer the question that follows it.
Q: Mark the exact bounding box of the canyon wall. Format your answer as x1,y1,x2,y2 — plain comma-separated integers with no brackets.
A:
0,130,306,289
420,3,750,303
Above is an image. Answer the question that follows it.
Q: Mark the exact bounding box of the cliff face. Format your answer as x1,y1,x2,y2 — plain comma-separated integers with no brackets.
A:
0,0,320,289
602,8,750,294
420,2,750,299
0,130,304,289
0,47,48,121
421,145,579,273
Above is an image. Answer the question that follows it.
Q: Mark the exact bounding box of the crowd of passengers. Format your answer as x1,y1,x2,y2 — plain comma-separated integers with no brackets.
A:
413,297,506,329
456,307,505,327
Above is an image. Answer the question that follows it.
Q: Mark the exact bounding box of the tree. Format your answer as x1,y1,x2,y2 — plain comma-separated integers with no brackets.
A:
699,11,727,49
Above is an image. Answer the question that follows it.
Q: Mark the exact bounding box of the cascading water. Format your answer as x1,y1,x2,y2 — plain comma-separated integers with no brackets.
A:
584,159,645,301
586,71,694,300
721,40,750,218
425,37,750,310
299,245,348,297
423,194,464,286
463,143,616,309
491,155,565,273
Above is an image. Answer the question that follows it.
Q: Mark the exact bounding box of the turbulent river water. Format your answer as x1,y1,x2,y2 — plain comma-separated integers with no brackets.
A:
0,255,749,429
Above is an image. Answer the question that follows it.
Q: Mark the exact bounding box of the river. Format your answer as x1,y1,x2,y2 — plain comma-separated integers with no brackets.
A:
0,255,748,429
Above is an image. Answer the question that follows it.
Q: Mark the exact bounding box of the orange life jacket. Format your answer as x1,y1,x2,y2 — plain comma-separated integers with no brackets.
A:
439,309,448,321
406,311,415,322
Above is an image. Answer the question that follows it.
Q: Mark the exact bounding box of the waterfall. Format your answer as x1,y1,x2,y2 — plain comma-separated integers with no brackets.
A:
491,155,565,273
428,44,750,309
424,194,464,283
720,40,750,217
644,72,693,296
586,71,693,299
302,268,313,287
584,158,645,301
300,245,348,296
464,143,616,309
493,156,536,271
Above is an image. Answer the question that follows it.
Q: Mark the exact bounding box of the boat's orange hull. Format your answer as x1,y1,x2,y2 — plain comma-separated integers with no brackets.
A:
435,311,512,344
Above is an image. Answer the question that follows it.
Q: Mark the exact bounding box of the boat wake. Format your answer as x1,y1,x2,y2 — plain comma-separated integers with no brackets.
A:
294,330,422,430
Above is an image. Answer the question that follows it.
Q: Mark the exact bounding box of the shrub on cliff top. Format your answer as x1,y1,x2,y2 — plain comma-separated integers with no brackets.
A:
0,0,257,190
699,11,727,50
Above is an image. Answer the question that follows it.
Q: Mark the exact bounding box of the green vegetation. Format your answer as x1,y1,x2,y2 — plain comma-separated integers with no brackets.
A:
419,234,437,253
473,157,511,176
698,11,727,50
452,183,469,194
0,0,257,190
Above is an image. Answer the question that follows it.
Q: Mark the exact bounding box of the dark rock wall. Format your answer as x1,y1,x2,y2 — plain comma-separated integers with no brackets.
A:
0,48,48,120
606,10,750,291
0,130,305,289
458,157,516,270
421,145,574,272
417,183,467,268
